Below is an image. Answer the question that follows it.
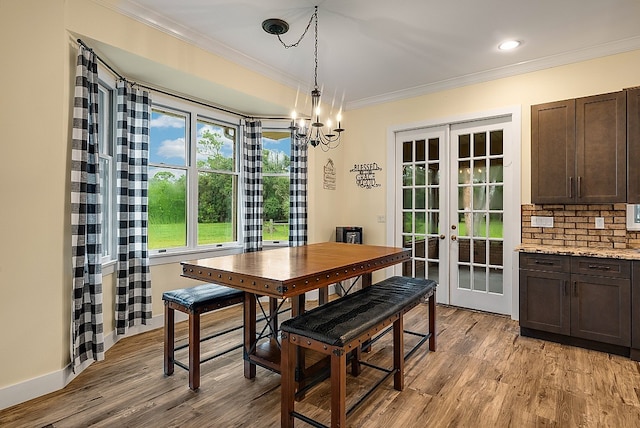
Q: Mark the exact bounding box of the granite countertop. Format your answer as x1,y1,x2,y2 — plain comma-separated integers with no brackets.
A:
516,244,640,260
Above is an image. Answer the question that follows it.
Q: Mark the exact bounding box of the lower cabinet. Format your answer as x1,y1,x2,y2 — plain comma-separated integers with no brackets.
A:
520,253,631,348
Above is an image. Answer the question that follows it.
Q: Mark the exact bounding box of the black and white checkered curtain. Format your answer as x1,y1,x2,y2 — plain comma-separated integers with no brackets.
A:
70,46,105,372
243,121,263,252
289,133,308,246
115,80,152,335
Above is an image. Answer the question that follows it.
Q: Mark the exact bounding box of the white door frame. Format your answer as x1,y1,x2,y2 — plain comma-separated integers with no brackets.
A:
385,106,522,320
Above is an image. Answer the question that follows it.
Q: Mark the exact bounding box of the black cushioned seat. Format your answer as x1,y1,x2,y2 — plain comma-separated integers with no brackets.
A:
281,276,436,346
162,283,244,312
163,283,245,390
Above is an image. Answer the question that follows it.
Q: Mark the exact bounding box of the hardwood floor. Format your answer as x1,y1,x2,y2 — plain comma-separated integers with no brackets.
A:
2,303,640,427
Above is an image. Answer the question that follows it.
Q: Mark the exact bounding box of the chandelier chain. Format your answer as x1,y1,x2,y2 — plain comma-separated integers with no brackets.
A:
276,6,318,50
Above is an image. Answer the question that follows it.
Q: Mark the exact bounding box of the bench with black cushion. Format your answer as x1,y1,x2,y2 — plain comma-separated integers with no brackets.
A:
163,283,245,390
280,276,436,428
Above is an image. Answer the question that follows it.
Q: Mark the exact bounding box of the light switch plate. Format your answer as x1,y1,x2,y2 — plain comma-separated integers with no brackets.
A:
531,216,554,228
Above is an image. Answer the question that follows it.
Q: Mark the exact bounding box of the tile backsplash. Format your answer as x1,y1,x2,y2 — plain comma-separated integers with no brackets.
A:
522,203,640,249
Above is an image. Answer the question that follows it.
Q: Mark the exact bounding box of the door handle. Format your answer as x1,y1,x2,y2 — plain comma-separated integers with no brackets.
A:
569,177,573,199
577,176,582,199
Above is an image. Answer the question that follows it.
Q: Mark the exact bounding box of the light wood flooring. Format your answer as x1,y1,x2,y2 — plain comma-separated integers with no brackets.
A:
2,303,640,427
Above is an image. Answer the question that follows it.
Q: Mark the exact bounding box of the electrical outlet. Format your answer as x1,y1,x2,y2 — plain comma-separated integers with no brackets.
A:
377,215,386,223
595,217,605,229
531,216,553,228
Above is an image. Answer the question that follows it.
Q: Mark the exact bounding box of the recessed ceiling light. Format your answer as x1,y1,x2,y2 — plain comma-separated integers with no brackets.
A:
498,40,521,51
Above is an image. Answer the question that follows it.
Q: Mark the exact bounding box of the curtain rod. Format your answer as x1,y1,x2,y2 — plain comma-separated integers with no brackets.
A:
76,39,291,122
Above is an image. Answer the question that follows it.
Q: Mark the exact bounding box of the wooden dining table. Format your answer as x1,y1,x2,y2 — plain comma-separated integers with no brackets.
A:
181,241,411,379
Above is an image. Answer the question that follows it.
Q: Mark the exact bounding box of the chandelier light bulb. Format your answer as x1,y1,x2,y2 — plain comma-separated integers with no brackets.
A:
291,110,297,120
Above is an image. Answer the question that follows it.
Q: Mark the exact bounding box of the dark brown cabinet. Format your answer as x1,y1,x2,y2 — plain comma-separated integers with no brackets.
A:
520,253,631,347
531,91,626,204
628,88,640,203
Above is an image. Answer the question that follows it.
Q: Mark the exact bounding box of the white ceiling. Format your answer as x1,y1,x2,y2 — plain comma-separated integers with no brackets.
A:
100,0,640,114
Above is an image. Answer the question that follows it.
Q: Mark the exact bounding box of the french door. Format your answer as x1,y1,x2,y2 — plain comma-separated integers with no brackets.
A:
395,114,518,315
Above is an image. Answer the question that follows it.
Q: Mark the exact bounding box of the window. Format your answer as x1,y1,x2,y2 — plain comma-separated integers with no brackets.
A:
262,129,291,243
97,75,116,263
148,95,240,254
98,87,292,261
148,107,189,250
195,118,238,245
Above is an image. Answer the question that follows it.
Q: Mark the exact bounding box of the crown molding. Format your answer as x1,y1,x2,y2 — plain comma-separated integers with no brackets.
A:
346,35,640,111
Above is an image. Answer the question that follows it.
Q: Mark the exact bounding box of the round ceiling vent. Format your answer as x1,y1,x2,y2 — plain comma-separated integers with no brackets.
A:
262,18,289,35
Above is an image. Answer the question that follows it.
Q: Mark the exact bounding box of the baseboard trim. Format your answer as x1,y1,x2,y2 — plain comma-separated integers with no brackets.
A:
0,312,177,411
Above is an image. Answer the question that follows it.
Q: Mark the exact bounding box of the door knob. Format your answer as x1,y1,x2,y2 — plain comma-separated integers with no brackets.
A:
451,235,457,241
439,234,446,240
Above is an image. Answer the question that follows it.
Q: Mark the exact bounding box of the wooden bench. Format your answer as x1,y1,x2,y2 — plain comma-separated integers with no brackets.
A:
163,283,245,390
280,276,436,427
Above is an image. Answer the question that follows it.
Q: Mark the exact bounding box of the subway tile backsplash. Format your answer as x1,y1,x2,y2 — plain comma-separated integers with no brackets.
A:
521,203,640,249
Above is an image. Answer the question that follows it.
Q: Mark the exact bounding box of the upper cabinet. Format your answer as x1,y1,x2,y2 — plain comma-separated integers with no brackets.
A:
532,91,627,204
628,88,640,203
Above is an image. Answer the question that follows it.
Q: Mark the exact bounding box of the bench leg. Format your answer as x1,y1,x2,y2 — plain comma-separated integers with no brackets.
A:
330,350,347,428
428,292,437,352
188,312,200,390
164,303,175,376
281,333,296,428
393,315,404,391
351,346,362,376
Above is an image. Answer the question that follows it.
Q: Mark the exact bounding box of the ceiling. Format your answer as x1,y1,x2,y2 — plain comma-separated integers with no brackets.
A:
101,0,640,114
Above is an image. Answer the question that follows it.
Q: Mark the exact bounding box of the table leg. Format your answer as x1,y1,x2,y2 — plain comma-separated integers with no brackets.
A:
243,292,256,379
361,272,372,288
318,286,329,305
291,294,307,394
362,273,373,352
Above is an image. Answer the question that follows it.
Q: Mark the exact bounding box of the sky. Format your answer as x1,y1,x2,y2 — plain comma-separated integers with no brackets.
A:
149,110,291,174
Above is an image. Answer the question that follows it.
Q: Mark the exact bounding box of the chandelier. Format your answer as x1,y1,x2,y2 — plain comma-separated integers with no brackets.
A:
262,6,344,151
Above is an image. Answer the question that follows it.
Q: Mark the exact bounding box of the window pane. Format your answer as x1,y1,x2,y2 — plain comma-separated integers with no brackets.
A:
148,167,187,249
416,139,426,162
262,129,291,242
100,157,110,258
198,171,236,245
150,109,187,167
263,176,289,241
197,119,235,172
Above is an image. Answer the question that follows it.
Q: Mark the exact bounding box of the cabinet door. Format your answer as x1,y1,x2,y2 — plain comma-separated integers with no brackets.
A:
628,88,640,203
519,269,570,335
632,262,640,350
576,91,626,203
571,274,631,346
531,99,576,204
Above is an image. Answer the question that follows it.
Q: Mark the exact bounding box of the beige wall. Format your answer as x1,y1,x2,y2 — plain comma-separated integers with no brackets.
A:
336,51,640,247
1,0,640,406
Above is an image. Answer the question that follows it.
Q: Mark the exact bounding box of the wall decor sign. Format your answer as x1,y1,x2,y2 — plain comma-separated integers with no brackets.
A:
350,162,382,189
323,159,336,190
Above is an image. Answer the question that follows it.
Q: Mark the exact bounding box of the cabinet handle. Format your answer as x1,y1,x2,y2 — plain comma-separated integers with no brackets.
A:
569,177,573,199
577,176,582,199
563,280,568,296
573,281,578,297
587,264,611,271
534,260,554,266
